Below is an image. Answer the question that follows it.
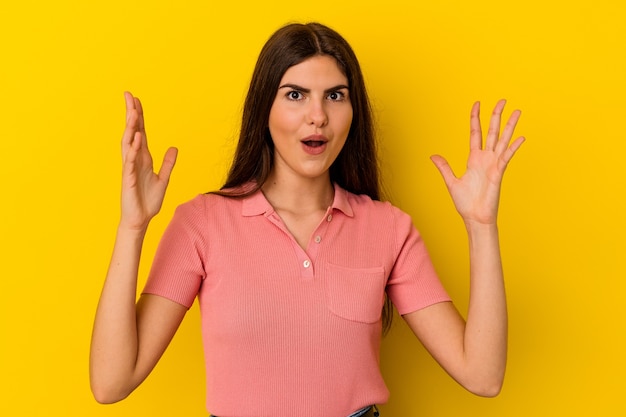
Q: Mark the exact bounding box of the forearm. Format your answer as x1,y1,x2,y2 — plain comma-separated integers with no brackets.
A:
462,221,508,395
90,225,146,403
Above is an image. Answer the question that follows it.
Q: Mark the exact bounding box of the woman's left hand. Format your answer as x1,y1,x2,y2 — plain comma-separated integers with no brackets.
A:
430,100,525,225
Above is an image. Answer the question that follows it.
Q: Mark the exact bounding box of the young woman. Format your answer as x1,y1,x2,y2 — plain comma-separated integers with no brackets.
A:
90,22,525,417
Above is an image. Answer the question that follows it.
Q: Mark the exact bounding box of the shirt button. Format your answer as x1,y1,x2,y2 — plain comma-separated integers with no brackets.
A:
326,214,333,222
314,235,322,244
303,260,311,268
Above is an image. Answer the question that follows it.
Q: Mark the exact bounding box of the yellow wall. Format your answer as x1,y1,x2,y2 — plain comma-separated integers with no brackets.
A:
1,0,624,415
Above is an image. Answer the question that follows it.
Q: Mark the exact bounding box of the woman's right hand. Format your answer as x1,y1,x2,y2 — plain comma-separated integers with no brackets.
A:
90,93,182,404
120,92,178,231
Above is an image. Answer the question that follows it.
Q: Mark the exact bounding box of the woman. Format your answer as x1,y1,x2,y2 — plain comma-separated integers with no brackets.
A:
90,22,525,417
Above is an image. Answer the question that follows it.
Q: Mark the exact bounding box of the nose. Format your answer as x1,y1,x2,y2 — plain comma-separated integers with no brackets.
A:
307,99,328,128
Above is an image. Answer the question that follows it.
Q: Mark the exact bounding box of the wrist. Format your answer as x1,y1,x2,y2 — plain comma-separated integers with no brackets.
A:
463,219,499,236
116,221,149,239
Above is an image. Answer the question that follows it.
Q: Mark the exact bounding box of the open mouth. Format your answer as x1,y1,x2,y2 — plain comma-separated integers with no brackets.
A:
302,140,326,148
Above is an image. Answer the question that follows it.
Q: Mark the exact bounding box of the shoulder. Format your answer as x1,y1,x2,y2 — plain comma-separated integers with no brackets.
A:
176,192,240,213
169,192,241,227
343,189,422,243
343,189,411,223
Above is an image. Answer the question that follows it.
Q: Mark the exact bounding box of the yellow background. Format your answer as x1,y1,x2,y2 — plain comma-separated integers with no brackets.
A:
1,0,624,415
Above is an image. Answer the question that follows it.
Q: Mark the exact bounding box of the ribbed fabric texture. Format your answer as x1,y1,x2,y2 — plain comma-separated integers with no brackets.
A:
143,184,450,417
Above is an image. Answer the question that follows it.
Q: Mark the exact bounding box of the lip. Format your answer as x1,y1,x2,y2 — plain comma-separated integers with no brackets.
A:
301,134,328,155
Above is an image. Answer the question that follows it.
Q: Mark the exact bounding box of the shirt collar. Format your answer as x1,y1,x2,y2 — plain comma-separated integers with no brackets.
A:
241,182,354,218
331,182,354,217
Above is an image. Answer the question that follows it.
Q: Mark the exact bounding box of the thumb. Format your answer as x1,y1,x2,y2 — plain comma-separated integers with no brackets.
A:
158,147,178,183
430,155,457,189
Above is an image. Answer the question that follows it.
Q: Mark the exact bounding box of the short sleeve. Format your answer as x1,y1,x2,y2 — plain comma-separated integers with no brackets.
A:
142,196,208,308
386,207,451,315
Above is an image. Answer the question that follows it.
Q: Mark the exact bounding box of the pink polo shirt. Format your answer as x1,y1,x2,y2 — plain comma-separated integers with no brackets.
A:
143,183,450,417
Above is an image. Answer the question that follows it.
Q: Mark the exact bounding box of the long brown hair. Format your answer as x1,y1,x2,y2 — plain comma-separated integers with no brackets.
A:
216,22,393,333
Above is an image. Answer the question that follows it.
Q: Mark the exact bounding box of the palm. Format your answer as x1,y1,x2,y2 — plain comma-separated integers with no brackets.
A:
431,100,524,225
120,92,177,230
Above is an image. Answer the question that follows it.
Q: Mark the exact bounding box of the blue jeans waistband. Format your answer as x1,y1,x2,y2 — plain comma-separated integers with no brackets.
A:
210,404,379,417
349,405,379,417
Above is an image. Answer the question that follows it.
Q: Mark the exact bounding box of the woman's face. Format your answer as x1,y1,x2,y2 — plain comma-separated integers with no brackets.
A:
268,55,353,183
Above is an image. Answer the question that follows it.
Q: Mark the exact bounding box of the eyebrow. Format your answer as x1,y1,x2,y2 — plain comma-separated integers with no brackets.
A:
278,83,350,93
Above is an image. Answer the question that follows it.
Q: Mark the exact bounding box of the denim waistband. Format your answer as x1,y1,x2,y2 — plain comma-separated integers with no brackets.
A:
349,405,379,417
209,404,379,417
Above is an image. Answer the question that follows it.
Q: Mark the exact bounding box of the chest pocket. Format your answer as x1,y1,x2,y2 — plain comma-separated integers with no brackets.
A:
323,263,386,324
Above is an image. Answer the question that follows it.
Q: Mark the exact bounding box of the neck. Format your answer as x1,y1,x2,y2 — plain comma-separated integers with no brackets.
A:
262,173,334,214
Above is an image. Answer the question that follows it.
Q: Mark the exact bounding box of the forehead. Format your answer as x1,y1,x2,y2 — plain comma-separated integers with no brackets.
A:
280,55,348,86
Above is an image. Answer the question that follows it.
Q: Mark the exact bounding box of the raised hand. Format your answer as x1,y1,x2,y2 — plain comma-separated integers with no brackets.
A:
430,100,525,225
120,92,178,231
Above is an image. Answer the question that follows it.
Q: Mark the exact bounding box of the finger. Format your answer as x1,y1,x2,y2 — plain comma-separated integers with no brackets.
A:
133,96,146,133
131,131,143,156
430,155,457,189
495,109,521,155
122,131,143,175
485,99,506,151
122,94,139,160
124,91,136,123
131,96,150,155
469,101,482,151
122,123,136,159
158,147,178,184
497,136,525,173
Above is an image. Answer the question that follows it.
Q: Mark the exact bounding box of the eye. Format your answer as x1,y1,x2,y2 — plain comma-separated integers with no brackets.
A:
327,91,346,101
286,90,304,101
